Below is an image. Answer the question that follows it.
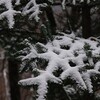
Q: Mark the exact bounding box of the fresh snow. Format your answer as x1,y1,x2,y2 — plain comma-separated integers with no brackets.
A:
19,33,100,100
0,0,47,28
0,0,21,28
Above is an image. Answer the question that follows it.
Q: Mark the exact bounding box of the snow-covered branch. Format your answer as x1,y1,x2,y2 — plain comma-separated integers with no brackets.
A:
0,0,21,28
22,0,48,22
19,33,100,100
0,0,47,28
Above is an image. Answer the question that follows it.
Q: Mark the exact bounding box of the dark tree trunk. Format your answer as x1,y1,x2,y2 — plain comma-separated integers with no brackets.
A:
67,6,81,32
8,59,20,100
82,5,91,38
45,6,57,34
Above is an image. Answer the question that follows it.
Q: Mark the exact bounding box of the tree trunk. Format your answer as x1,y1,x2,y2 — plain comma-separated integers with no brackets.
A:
82,5,91,38
46,6,56,35
8,59,20,100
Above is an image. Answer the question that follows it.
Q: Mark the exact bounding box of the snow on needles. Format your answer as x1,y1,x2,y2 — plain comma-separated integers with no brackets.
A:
0,0,21,28
22,0,45,22
19,70,62,100
19,33,100,100
0,0,47,28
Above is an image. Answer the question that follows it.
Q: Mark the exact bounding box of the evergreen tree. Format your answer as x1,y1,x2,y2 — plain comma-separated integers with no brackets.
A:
18,33,100,100
0,0,100,100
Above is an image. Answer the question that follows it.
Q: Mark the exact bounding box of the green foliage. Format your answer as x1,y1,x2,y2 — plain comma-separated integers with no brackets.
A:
41,20,53,42
18,33,100,100
84,43,92,58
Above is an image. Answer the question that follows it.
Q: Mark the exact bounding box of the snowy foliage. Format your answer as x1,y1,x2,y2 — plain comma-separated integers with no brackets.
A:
15,0,21,5
0,0,47,28
0,0,21,28
0,0,99,28
22,0,47,22
18,33,100,100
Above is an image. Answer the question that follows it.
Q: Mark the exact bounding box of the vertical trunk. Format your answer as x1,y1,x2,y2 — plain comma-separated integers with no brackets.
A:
82,5,91,38
68,6,81,32
8,59,20,100
46,6,56,35
0,48,11,100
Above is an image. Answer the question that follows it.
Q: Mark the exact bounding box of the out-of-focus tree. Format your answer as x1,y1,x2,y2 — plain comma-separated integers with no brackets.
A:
62,0,100,38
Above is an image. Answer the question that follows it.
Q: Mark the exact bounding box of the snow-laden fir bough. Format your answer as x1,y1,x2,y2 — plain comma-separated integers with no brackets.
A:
18,32,100,100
